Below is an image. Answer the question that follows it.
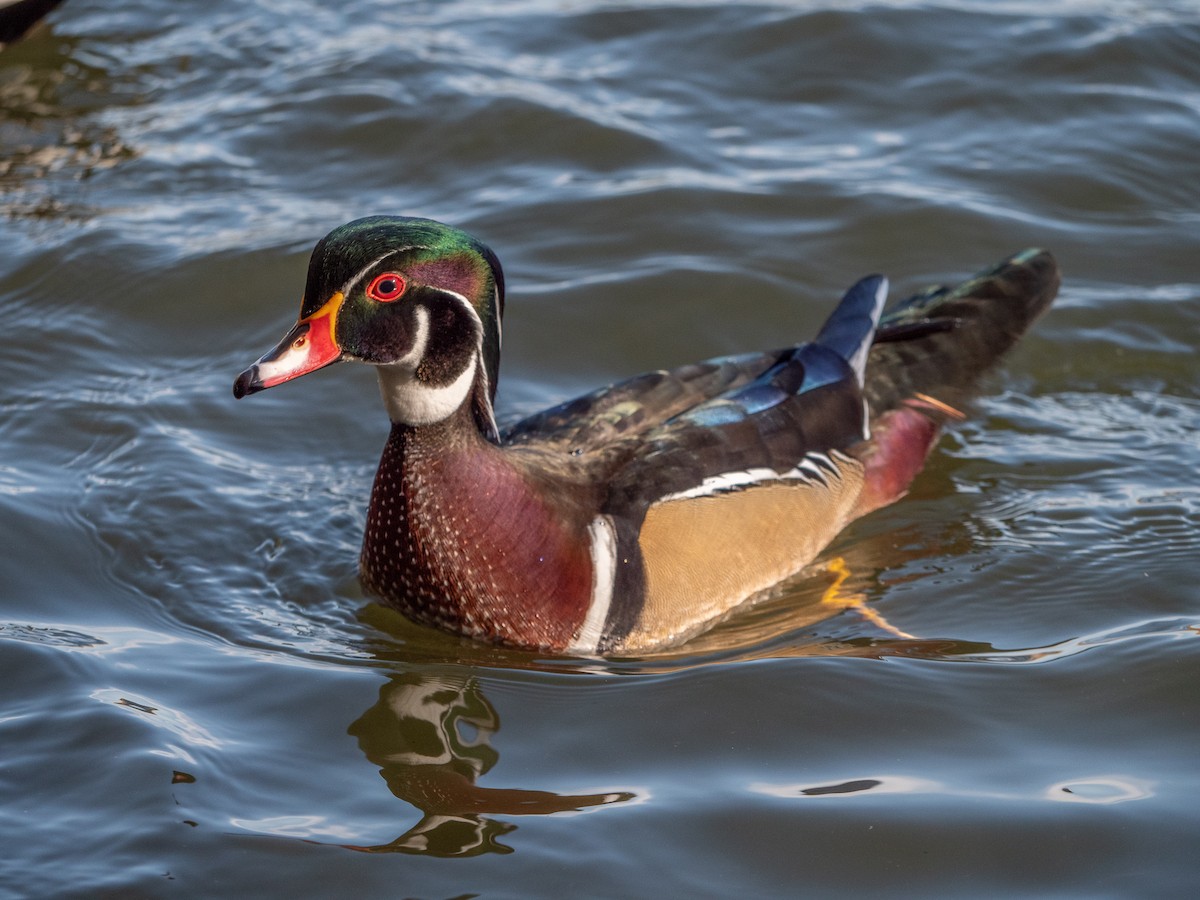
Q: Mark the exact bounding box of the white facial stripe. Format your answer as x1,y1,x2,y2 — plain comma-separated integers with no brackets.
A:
394,305,431,370
657,453,841,502
567,516,617,656
343,247,417,297
437,287,484,334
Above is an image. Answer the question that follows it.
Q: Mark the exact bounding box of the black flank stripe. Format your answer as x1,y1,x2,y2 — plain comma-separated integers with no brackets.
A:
809,452,840,476
596,515,646,653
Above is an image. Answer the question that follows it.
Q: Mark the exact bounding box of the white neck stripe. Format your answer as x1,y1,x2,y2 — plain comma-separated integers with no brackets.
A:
436,286,483,332
435,287,500,439
493,284,503,349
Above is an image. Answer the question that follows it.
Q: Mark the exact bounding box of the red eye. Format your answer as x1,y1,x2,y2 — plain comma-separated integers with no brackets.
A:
366,272,406,302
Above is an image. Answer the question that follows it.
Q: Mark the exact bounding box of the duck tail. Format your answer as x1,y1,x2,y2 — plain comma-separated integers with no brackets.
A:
863,248,1060,419
849,249,1060,516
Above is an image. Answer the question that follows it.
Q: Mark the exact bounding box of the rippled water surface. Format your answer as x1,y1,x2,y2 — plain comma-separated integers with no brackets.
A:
2,1,1199,896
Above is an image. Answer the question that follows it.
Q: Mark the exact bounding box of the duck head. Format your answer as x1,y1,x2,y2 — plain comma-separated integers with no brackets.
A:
234,216,505,440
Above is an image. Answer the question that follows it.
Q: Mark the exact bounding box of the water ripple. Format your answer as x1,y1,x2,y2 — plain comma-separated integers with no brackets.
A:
2,1,1199,895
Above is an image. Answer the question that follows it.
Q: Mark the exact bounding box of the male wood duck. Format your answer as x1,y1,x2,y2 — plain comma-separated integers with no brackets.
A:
234,216,1059,656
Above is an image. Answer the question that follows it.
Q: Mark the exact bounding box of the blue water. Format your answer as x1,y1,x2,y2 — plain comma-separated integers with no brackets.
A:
2,1,1198,896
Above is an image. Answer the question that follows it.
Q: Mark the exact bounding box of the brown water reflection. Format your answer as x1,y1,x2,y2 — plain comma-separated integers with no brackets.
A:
333,610,1199,858
345,672,635,856
0,24,136,220
355,528,1001,673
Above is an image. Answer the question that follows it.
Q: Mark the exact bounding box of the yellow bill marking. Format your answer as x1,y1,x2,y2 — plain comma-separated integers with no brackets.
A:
304,291,344,346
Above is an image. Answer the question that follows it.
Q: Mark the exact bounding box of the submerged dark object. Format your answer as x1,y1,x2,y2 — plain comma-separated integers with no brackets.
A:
0,0,66,47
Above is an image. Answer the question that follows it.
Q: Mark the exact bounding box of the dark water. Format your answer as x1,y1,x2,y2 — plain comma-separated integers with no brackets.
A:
2,1,1199,896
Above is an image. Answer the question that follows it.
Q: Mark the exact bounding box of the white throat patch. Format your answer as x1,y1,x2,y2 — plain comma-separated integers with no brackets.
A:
375,306,479,426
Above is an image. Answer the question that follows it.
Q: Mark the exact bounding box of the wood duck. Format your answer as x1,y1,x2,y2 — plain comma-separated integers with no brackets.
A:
234,216,1059,656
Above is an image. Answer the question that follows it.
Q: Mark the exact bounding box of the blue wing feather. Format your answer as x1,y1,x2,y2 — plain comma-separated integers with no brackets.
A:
814,274,888,384
672,275,886,427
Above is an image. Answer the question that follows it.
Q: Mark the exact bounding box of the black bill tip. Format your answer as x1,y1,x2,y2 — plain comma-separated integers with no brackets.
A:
232,366,261,399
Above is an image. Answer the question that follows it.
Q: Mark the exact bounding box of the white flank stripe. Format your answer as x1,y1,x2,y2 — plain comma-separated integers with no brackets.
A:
658,467,780,502
657,452,842,503
568,516,617,655
796,457,828,483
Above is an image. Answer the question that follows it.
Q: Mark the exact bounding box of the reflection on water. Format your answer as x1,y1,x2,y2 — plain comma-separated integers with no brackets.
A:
2,0,1198,893
751,773,1155,805
0,23,136,220
359,568,1200,676
0,0,65,47
346,671,635,856
944,617,1200,665
93,687,223,749
355,540,1000,673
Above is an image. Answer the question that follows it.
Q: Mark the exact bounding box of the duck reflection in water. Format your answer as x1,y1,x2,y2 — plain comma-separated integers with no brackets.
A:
345,672,635,856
